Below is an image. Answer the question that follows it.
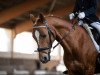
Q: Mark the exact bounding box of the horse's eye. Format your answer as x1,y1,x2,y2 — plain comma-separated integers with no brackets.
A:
40,34,46,38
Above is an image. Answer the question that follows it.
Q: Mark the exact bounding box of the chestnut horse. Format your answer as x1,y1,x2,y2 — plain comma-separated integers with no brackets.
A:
31,13,99,75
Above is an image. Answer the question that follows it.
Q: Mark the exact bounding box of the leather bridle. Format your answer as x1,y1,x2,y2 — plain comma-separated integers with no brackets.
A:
33,20,55,52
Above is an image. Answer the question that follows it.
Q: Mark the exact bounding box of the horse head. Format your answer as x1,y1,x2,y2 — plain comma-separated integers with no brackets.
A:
31,13,56,63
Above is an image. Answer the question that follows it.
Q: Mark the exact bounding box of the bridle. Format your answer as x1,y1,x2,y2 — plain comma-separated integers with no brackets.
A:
33,18,76,52
33,20,55,52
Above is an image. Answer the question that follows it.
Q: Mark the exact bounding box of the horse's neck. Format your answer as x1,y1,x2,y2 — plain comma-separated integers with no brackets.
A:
47,17,97,57
55,25,72,50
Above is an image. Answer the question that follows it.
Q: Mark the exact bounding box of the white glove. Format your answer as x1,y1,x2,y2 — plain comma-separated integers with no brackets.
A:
78,20,83,25
69,13,75,20
78,12,85,19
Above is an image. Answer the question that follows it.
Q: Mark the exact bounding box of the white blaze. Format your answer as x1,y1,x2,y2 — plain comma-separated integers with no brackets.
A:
35,30,40,42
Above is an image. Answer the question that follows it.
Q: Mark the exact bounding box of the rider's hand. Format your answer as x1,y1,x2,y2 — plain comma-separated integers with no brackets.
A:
78,12,85,19
78,20,83,25
69,13,75,20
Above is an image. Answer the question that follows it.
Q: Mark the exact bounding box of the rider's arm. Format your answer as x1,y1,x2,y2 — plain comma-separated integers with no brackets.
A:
84,0,98,17
72,0,80,17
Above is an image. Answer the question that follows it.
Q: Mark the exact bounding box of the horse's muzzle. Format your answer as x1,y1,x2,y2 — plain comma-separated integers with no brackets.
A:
40,55,50,63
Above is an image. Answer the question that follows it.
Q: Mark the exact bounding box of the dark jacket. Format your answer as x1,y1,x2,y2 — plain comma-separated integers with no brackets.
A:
73,0,99,23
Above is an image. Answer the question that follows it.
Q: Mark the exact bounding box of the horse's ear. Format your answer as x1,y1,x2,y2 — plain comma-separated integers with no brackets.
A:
38,13,45,23
30,14,36,23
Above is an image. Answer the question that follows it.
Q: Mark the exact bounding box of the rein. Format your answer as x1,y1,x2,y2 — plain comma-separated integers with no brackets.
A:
53,24,76,49
53,17,78,49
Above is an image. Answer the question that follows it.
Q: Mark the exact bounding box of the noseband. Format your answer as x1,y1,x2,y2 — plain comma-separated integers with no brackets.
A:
33,20,54,52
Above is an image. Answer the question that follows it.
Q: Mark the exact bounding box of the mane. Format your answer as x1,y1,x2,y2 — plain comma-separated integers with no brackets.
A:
45,15,73,29
47,14,63,19
46,14,68,22
33,13,72,28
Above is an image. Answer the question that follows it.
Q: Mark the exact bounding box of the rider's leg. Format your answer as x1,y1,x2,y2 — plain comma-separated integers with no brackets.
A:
82,23,99,52
90,22,100,51
90,22,100,34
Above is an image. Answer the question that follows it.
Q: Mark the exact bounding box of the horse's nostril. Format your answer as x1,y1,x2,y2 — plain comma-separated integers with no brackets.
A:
43,56,47,61
40,56,50,63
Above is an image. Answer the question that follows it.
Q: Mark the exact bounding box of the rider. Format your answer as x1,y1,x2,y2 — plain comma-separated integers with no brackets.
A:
69,0,100,51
